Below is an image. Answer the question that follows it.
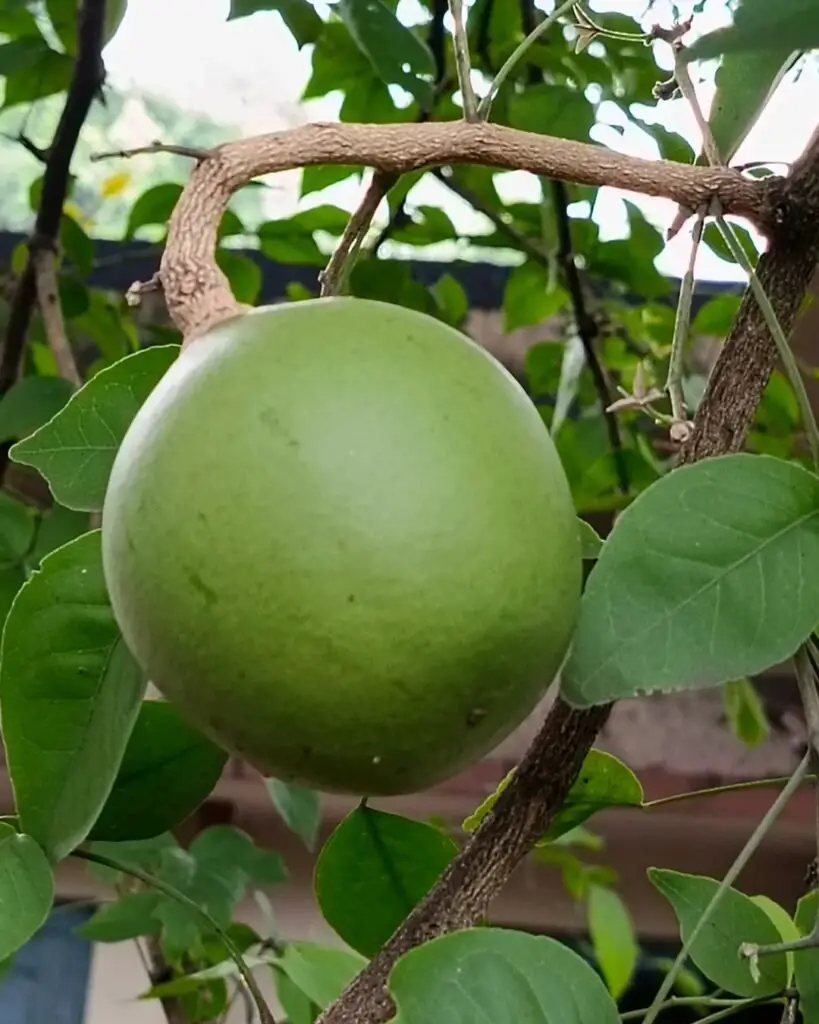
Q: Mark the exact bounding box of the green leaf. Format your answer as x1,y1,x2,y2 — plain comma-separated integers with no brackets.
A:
338,0,434,105
703,223,759,266
60,214,95,277
648,869,789,996
0,492,35,567
705,46,801,164
89,700,228,843
388,927,621,1024
275,967,320,1024
301,165,361,197
215,250,262,305
265,779,322,851
125,183,184,239
751,895,799,984
0,824,54,959
723,679,770,749
0,531,147,861
258,219,326,265
315,806,457,957
153,826,287,956
587,884,638,1000
76,890,161,943
503,261,567,332
229,0,323,46
507,85,596,142
685,0,819,60
83,833,178,883
29,505,90,567
10,345,179,512
276,942,367,1010
579,519,603,560
431,274,468,327
0,37,73,108
794,891,819,1024
561,454,819,707
463,750,643,840
0,566,24,630
0,376,74,444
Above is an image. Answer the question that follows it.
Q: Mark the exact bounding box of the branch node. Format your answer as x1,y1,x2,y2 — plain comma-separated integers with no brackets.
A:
126,274,162,307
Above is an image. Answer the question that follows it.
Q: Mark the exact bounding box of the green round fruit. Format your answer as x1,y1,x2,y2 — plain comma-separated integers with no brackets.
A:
102,297,581,795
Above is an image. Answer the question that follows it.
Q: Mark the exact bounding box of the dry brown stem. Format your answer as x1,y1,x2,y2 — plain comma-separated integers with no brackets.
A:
108,120,783,341
32,248,82,389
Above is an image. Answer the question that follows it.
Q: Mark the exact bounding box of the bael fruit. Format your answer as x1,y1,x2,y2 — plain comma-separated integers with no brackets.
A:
101,297,581,796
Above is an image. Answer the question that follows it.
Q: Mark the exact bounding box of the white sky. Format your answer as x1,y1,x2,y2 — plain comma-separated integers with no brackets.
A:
103,0,819,283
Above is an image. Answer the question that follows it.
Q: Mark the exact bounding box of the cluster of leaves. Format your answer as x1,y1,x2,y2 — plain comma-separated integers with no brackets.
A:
0,0,819,1022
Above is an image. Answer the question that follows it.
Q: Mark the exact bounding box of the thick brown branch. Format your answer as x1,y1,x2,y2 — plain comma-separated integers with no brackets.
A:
317,699,611,1024
680,159,819,464
141,121,780,341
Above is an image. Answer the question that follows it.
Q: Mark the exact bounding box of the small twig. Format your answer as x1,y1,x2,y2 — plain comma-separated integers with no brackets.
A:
14,133,50,163
319,172,395,296
478,0,577,119
551,179,629,493
672,42,721,165
32,247,82,389
715,213,819,470
91,140,212,163
665,206,706,442
447,0,478,121
641,749,813,1024
434,167,550,264
621,996,757,1020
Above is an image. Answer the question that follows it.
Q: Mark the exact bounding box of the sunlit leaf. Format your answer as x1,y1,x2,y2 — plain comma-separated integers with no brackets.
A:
0,532,147,861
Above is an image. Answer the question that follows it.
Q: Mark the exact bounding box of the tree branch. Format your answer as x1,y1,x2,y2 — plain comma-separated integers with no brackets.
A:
0,0,106,464
550,179,629,494
105,121,781,343
315,140,819,1024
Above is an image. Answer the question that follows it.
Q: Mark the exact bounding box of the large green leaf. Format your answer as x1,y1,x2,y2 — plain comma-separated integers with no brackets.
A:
648,869,789,997
338,0,434,105
686,0,819,60
561,454,819,706
0,531,147,861
388,928,621,1024
228,0,323,46
794,892,819,1024
0,824,54,960
315,807,457,957
704,44,801,164
463,749,643,840
89,701,229,843
10,345,179,512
